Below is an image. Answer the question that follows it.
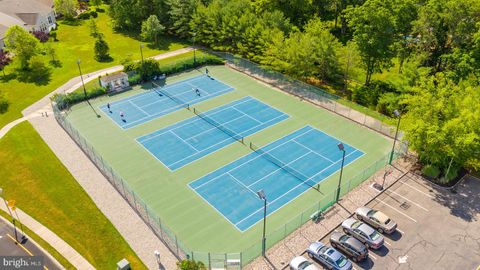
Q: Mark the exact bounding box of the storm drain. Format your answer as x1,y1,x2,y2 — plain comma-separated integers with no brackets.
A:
400,202,411,210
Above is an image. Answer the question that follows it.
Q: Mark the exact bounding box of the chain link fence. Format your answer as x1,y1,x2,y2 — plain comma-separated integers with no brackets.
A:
51,51,408,269
211,51,403,141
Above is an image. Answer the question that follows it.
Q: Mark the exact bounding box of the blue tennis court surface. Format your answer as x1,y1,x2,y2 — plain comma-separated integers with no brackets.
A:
137,97,289,170
189,126,364,231
100,75,234,129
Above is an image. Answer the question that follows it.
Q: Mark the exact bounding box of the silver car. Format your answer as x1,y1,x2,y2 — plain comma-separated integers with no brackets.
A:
306,241,352,270
355,206,397,234
341,218,384,249
289,256,320,270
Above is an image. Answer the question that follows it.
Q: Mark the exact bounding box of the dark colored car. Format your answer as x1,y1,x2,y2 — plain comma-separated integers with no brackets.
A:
330,232,368,262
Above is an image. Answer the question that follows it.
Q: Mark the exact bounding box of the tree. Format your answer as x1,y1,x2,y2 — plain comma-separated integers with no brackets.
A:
94,37,110,61
0,51,12,76
346,0,397,85
166,0,198,38
339,41,361,92
0,91,9,114
176,259,206,270
54,0,78,19
90,0,102,6
89,18,101,38
141,15,165,44
4,25,40,69
137,59,160,80
44,43,58,64
109,0,138,30
402,73,480,179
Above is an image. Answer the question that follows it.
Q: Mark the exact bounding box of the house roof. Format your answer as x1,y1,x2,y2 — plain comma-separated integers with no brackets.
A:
100,72,129,83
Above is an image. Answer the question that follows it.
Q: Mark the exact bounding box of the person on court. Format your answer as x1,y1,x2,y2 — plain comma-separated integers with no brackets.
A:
205,68,209,76
107,103,111,113
195,88,201,96
120,111,125,122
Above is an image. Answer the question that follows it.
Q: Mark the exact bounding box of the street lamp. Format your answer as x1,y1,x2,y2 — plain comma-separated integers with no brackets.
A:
257,189,267,257
0,188,18,241
140,44,145,65
192,33,196,64
154,250,161,270
335,143,346,202
389,110,402,164
76,59,87,99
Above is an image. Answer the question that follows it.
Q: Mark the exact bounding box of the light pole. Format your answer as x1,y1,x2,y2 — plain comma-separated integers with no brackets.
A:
154,250,161,270
77,59,87,99
192,33,196,64
335,143,346,202
257,189,267,257
389,110,402,164
140,44,145,65
0,188,18,241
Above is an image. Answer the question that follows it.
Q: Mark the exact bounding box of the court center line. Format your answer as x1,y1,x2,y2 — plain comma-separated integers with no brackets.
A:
247,150,313,188
387,190,429,212
292,138,335,163
128,100,152,116
227,173,259,196
168,113,289,169
231,107,263,124
374,199,418,223
138,98,255,143
169,131,200,153
191,127,314,190
187,113,250,141
400,180,435,198
235,150,359,226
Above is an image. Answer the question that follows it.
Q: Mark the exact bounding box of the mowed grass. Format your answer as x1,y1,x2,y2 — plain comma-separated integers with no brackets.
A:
0,122,146,269
66,65,392,261
0,6,187,128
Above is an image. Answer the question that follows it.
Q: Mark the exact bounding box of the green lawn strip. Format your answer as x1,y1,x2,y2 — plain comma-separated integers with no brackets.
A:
65,65,392,256
0,210,75,270
0,122,146,269
0,7,187,129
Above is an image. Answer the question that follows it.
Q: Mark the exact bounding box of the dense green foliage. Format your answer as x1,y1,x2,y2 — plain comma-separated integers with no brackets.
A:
54,0,78,19
53,87,106,110
4,26,40,69
141,15,165,44
176,259,206,270
94,37,110,61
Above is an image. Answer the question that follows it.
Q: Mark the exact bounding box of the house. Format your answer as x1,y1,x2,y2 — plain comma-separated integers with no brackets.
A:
100,73,130,93
0,0,56,49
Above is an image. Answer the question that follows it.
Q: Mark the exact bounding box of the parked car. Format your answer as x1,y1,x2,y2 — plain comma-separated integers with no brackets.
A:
306,241,353,270
341,218,384,249
355,206,397,234
289,256,320,270
330,232,368,262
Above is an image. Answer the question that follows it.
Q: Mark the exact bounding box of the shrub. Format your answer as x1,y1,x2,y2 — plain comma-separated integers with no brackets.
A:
50,30,58,41
32,31,50,42
0,92,9,114
176,259,206,270
376,92,403,116
94,37,110,61
90,11,98,18
53,87,106,110
96,7,105,13
127,73,141,85
77,12,91,20
138,59,160,80
422,164,440,179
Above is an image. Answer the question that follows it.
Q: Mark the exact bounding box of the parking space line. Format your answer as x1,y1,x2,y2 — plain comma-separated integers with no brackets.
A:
401,180,434,198
370,254,377,260
396,228,405,235
388,190,429,212
374,199,418,223
385,240,392,246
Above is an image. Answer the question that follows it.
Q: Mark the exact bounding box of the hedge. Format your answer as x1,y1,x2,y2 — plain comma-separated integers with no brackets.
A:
53,87,106,110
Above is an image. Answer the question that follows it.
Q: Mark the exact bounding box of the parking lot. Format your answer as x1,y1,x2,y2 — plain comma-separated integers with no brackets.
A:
301,173,480,270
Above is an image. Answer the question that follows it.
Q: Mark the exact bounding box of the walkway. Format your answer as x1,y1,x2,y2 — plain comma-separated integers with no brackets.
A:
0,204,94,270
0,47,194,269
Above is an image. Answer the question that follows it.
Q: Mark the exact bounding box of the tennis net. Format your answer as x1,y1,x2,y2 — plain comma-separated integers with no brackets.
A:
250,142,319,189
152,82,190,110
193,108,244,143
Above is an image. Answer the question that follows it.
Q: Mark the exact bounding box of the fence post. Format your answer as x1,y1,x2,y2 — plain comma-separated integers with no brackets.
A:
240,252,243,270
224,253,227,269
158,217,165,240
208,252,211,270
175,235,179,257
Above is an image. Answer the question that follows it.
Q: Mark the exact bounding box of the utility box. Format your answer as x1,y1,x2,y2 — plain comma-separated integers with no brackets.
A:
117,259,131,270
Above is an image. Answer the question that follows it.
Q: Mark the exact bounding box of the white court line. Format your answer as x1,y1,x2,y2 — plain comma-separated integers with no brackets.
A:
191,127,313,190
374,199,417,223
128,100,151,116
396,228,405,235
138,98,254,143
169,131,200,153
388,190,429,212
168,113,289,169
369,254,377,260
234,149,360,226
246,150,312,188
292,138,335,163
227,173,258,196
401,181,435,198
231,107,262,124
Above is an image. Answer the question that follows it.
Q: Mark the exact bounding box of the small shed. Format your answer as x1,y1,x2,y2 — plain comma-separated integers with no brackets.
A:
100,72,129,92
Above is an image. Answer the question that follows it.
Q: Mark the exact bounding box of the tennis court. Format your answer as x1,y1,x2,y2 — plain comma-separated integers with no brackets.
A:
99,75,234,129
137,97,289,170
189,126,364,231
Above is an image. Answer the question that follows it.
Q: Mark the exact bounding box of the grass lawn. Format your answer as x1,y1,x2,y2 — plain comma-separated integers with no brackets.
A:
0,210,75,269
0,122,146,269
0,6,187,129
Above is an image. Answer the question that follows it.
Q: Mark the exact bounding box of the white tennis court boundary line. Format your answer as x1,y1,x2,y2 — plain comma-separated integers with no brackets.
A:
188,125,365,232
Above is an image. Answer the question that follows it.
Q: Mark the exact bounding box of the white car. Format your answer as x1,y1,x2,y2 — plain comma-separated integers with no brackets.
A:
289,256,320,270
